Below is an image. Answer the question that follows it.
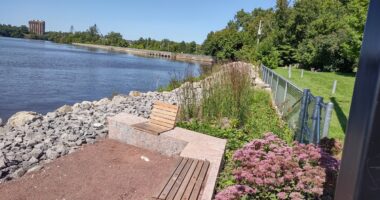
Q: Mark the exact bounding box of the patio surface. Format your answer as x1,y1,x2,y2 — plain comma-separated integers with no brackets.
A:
0,139,180,200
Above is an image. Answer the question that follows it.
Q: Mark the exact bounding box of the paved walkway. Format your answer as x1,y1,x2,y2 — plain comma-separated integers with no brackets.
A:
0,139,180,200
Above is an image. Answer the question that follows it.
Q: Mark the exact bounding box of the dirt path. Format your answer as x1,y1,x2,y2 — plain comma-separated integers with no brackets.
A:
0,139,180,200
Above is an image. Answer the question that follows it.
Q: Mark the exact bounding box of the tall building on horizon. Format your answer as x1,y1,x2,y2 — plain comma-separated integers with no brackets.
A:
28,20,45,36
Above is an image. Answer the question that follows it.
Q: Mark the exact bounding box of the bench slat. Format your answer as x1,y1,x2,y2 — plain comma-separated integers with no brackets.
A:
166,160,194,200
158,158,190,199
152,108,178,117
189,161,210,200
154,104,178,113
150,115,176,126
181,161,204,200
151,112,177,121
173,160,199,200
131,123,166,135
150,119,175,129
154,158,210,200
154,101,179,110
153,158,184,199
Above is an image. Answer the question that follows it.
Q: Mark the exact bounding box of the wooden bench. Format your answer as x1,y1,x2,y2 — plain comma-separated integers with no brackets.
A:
131,101,179,136
153,158,210,200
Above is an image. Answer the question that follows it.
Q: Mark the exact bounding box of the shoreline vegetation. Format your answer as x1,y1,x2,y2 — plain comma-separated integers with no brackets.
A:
72,43,214,64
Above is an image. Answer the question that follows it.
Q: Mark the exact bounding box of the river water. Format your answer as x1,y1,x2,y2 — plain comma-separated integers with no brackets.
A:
0,37,200,120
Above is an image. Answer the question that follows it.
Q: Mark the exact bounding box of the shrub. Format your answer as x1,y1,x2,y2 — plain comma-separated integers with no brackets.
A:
215,133,340,200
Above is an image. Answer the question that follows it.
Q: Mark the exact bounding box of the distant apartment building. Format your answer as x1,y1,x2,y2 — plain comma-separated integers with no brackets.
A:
28,20,45,36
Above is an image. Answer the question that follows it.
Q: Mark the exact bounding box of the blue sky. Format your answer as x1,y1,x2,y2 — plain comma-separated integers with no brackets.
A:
0,0,276,43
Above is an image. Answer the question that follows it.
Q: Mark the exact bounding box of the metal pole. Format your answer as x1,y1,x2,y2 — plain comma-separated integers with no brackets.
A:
263,66,267,83
332,80,338,95
311,96,322,144
322,102,334,138
335,1,380,199
283,81,288,102
270,71,274,88
296,89,310,143
288,66,292,79
301,69,304,78
274,75,279,103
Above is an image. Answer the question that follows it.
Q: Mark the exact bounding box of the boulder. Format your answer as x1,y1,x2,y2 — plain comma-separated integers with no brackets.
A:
0,156,6,170
81,101,92,110
7,111,41,127
93,123,103,129
27,165,43,174
11,168,26,179
46,149,59,160
94,98,110,106
129,91,141,97
56,105,73,115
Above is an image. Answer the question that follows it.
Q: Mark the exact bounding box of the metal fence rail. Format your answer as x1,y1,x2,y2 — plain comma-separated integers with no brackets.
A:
261,64,334,144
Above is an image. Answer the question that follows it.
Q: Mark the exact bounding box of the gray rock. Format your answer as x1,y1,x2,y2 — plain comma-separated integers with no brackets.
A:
7,111,42,127
67,134,79,142
0,156,6,170
81,101,92,110
30,148,43,159
129,91,141,97
93,123,103,129
94,98,110,106
11,168,26,178
57,105,73,115
55,144,68,155
27,165,43,174
28,156,39,165
46,149,59,160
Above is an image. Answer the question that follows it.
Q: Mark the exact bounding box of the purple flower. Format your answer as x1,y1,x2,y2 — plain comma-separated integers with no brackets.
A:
277,192,287,199
215,132,340,200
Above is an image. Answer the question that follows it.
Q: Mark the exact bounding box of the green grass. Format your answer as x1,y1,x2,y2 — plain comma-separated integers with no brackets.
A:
273,67,356,141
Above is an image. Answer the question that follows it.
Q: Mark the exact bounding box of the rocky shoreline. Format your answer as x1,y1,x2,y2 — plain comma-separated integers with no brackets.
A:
0,61,260,183
0,91,177,182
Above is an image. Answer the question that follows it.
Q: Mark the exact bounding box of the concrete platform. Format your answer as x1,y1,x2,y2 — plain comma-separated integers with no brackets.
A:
108,113,227,200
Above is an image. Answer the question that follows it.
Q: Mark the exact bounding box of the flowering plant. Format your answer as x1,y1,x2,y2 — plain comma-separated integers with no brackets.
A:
215,133,340,200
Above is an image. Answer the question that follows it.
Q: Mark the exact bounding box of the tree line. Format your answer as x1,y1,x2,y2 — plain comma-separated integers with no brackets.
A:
0,24,29,38
202,0,369,72
0,23,201,54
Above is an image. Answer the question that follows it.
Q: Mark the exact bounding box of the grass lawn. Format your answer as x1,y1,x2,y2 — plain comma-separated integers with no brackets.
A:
273,67,356,141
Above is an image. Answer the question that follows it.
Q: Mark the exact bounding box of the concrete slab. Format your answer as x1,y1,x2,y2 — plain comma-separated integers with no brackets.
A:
108,113,227,200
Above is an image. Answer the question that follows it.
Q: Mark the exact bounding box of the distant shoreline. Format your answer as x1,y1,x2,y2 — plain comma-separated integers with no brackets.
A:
72,43,215,65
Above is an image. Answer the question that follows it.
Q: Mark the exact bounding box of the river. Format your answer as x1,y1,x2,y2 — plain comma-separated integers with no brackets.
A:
0,37,201,120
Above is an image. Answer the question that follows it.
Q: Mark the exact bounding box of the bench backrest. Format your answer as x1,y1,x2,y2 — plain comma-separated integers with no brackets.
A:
150,101,179,129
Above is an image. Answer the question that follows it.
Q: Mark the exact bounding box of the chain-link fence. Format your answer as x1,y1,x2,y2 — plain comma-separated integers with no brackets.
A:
261,64,334,144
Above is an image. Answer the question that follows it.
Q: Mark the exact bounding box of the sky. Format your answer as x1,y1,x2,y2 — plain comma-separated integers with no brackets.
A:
0,0,276,43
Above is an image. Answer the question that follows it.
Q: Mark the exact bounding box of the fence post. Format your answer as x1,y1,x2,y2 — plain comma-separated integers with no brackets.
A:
301,69,304,78
322,102,334,138
296,89,310,143
332,80,337,95
283,81,288,102
311,96,323,144
262,65,265,83
288,66,292,78
274,75,279,103
270,71,274,88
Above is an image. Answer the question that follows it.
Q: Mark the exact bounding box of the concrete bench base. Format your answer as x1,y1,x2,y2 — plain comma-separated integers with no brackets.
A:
108,113,227,200
108,113,187,156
